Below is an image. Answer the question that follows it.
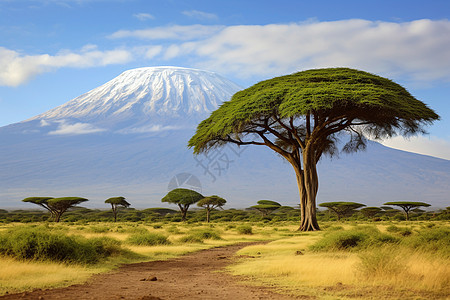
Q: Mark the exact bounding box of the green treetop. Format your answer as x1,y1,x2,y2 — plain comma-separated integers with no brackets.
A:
105,196,131,222
251,200,282,216
197,195,227,222
189,68,439,231
384,201,431,220
22,197,55,220
46,197,88,222
161,188,204,221
319,202,366,221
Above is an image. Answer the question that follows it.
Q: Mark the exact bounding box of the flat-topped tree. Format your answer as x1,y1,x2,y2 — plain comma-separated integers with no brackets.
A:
319,202,366,221
360,207,383,219
47,197,88,222
22,197,55,220
105,196,131,222
161,188,204,221
197,195,227,223
189,68,439,231
251,200,282,216
384,201,431,220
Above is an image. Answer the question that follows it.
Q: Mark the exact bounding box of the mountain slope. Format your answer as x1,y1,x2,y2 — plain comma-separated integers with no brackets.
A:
0,67,448,209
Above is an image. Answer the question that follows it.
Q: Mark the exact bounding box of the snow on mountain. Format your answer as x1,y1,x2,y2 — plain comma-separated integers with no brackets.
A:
27,66,242,133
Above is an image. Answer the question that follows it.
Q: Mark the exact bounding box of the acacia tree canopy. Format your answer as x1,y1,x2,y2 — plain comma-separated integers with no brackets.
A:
161,188,204,221
384,201,431,220
46,197,88,222
319,202,366,220
197,195,226,222
189,68,439,231
251,200,282,216
105,196,131,222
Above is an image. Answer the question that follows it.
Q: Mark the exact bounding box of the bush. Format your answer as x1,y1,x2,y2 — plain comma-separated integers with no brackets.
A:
237,225,253,235
358,247,406,278
126,232,171,246
179,229,222,243
0,226,123,264
310,227,398,252
401,227,450,257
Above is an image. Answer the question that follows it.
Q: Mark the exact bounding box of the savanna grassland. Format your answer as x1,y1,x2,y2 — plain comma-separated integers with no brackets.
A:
0,209,448,299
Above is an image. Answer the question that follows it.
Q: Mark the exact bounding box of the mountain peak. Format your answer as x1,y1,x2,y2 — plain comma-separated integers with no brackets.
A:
28,66,242,132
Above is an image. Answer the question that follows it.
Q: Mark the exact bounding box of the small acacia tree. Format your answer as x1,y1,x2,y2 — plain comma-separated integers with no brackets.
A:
22,197,55,220
46,197,88,222
384,201,431,220
105,196,131,222
251,200,282,216
161,188,204,221
197,195,227,223
360,207,383,219
319,202,366,221
189,68,439,231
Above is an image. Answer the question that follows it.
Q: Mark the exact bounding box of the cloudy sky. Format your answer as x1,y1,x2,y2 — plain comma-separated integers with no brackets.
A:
0,0,449,159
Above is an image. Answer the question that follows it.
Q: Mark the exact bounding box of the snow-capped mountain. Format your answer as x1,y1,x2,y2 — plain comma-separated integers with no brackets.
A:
0,67,448,209
26,66,242,134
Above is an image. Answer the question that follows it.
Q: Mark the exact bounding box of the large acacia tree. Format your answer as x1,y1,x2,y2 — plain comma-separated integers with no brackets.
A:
189,68,439,231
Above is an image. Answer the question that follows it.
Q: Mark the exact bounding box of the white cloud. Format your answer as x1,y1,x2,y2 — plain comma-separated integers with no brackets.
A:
145,19,450,82
133,13,155,21
381,135,450,160
39,119,51,127
0,46,133,87
117,124,182,134
48,120,106,135
109,24,224,40
182,10,218,21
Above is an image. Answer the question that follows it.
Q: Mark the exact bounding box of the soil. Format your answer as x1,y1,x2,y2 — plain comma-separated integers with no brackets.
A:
0,242,301,300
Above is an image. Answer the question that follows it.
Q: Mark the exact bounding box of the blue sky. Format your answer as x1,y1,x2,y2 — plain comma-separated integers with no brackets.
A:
0,0,449,159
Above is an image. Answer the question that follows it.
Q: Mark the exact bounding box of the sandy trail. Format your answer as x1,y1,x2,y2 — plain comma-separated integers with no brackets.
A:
0,242,299,300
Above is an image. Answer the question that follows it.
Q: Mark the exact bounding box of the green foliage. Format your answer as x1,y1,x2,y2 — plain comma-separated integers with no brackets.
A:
319,202,366,220
105,196,130,206
309,226,398,252
401,227,450,258
0,226,122,264
236,224,253,235
360,207,382,218
179,229,222,243
358,247,406,278
251,200,282,216
126,232,171,246
161,188,204,205
384,201,431,220
188,68,439,155
197,196,227,208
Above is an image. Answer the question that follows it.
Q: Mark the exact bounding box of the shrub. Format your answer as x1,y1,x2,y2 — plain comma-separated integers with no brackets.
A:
0,226,123,264
126,232,171,246
358,247,407,278
310,227,398,252
178,235,204,243
237,225,253,235
179,229,222,243
401,227,450,257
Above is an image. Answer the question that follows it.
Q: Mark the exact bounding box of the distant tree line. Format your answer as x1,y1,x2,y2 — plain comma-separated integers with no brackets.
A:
2,193,447,224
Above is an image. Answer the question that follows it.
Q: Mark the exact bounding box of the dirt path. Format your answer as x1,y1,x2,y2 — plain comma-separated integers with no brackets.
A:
1,242,299,300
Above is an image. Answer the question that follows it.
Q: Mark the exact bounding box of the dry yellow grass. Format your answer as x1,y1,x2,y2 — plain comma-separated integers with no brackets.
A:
0,257,98,295
228,228,450,299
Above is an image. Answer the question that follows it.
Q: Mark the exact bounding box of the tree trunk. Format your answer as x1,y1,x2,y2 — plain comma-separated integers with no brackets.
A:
111,204,117,222
293,151,320,231
179,204,189,221
54,212,62,222
206,209,210,223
